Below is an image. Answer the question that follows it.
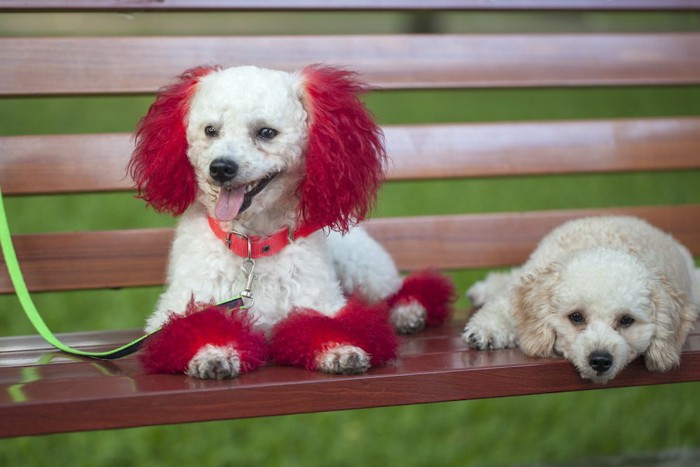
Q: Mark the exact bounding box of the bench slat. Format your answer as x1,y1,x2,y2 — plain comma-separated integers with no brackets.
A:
0,323,463,371
0,133,132,195
2,205,699,294
2,34,700,96
2,1,698,12
0,228,171,294
388,118,700,180
366,205,700,270
4,322,698,369
1,321,699,437
3,332,699,389
2,117,700,195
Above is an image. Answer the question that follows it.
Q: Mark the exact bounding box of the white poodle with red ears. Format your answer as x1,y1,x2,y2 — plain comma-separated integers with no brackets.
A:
463,216,699,384
129,64,454,379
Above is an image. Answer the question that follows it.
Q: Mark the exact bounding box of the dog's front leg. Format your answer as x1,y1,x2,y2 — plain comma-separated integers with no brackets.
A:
187,344,243,380
462,294,519,350
140,304,269,379
387,270,456,334
269,297,397,374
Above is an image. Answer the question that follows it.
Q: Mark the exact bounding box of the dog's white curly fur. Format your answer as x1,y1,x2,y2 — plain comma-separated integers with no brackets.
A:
142,67,419,375
463,216,699,384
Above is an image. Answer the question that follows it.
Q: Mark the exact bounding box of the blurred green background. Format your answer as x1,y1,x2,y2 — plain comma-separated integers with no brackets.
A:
1,9,700,466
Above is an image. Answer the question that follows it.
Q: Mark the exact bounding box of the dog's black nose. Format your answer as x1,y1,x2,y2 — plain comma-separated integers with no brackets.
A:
209,158,238,184
589,351,613,373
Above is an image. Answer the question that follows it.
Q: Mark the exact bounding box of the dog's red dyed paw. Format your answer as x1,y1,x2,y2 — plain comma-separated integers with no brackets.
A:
388,270,456,330
140,303,268,378
269,297,397,372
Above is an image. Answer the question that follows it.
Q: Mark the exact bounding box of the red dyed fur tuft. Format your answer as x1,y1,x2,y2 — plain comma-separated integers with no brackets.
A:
128,66,220,216
389,270,457,327
140,302,268,375
299,65,387,233
269,297,397,370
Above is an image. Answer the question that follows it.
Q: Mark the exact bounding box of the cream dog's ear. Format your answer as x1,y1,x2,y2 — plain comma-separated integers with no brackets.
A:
513,267,560,358
644,275,698,372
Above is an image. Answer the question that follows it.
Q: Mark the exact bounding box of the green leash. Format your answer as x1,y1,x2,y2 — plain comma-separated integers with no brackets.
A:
0,187,245,359
0,187,162,359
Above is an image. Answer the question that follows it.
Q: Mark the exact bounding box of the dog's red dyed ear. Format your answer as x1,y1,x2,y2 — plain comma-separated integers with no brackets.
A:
298,65,386,233
128,66,219,216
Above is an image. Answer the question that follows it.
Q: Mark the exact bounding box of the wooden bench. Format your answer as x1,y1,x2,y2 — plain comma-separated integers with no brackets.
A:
1,1,699,438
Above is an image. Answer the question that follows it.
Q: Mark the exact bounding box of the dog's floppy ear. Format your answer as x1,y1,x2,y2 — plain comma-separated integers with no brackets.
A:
297,65,387,233
644,274,697,372
128,66,220,216
513,267,560,358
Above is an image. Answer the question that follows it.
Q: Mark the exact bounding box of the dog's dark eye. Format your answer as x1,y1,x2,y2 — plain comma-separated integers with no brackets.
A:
568,311,585,325
204,125,218,137
619,315,635,327
257,127,278,140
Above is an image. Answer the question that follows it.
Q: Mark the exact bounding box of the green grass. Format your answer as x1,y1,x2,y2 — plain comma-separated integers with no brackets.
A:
2,10,700,467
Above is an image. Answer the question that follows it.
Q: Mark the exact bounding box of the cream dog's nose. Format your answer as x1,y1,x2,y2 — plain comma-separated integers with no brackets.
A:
589,351,613,374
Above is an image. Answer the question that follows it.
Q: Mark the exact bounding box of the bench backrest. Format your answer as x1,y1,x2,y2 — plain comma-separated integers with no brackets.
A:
1,3,699,297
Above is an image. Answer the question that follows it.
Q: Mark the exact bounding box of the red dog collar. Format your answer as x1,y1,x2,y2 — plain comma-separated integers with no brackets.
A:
207,217,320,259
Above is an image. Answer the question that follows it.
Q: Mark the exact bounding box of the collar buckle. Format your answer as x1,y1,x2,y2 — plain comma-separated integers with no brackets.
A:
228,230,252,260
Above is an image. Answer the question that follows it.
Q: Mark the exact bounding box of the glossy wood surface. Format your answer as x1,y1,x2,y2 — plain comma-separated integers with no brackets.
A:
1,320,699,437
2,205,699,294
2,34,700,96
3,117,700,195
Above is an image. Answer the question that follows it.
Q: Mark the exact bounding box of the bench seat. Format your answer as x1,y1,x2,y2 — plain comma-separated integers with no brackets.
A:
2,319,699,438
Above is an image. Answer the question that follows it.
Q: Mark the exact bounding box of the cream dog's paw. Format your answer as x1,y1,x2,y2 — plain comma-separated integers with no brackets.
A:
316,344,371,375
390,300,427,334
462,322,517,350
462,303,518,350
186,344,241,379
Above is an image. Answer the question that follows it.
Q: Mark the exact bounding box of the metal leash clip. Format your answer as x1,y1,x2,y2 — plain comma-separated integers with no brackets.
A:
229,230,257,310
240,257,256,309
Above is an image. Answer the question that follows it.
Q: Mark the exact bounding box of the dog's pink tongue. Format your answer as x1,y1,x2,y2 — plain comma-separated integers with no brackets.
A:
215,187,246,221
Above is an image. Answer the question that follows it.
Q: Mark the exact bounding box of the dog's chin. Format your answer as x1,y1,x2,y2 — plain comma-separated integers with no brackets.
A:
570,354,626,385
579,368,617,385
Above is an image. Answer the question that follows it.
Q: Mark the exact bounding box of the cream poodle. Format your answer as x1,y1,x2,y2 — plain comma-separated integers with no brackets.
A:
462,216,699,384
128,64,454,379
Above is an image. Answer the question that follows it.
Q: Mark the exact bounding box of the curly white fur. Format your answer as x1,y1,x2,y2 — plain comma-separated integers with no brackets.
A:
463,216,699,384
142,66,421,375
